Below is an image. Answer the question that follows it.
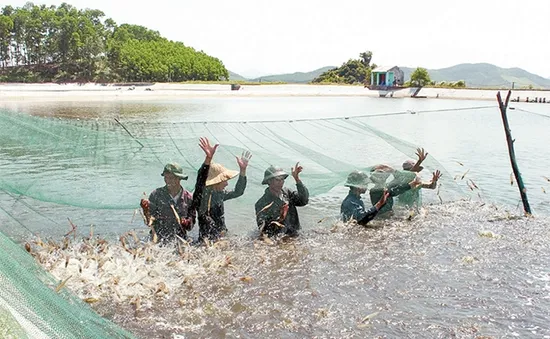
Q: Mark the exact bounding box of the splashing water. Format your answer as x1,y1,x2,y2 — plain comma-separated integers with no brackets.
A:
26,201,550,338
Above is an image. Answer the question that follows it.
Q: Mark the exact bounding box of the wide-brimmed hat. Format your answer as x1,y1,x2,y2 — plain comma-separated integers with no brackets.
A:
262,165,289,185
162,162,188,180
402,159,423,172
369,169,391,184
205,163,239,186
344,171,371,189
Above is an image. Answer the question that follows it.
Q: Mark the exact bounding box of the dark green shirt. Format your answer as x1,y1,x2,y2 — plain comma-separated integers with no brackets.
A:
148,163,209,243
369,182,412,215
198,175,247,241
255,182,309,237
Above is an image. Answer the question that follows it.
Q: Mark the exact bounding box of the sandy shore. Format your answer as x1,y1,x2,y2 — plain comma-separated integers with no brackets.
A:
1,82,549,102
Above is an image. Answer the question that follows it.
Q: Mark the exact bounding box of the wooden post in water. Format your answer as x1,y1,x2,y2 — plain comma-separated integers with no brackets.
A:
496,90,532,215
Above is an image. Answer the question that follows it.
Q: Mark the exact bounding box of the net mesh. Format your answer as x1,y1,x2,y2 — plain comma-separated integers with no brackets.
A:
0,109,464,210
0,107,467,336
0,227,135,338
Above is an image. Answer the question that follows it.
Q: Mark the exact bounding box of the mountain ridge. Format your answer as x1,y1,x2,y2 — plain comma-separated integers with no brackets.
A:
229,63,550,88
229,66,335,83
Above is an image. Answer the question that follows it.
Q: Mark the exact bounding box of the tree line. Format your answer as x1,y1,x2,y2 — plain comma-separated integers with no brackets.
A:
0,2,229,82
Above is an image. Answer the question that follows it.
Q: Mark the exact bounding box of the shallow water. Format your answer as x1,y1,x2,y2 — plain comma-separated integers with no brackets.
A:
32,201,550,338
1,91,550,338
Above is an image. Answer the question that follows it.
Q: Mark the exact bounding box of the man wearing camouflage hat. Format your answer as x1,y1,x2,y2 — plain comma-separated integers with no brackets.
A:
141,137,218,244
341,170,390,225
255,162,309,237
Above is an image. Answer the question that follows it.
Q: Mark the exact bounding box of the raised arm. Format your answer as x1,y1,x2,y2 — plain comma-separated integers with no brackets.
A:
411,147,428,172
289,162,309,206
181,137,219,230
421,170,441,189
386,174,422,197
225,151,251,201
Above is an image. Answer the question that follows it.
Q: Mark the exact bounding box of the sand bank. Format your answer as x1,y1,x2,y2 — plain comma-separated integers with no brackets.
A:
1,82,549,102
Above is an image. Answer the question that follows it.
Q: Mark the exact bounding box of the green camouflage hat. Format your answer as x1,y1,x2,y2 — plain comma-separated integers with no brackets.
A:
161,162,188,180
262,165,289,185
344,171,371,189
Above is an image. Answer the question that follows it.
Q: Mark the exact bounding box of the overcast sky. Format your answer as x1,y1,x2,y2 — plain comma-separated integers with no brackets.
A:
7,0,550,78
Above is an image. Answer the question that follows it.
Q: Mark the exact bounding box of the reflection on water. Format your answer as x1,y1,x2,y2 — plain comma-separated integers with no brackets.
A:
32,202,550,338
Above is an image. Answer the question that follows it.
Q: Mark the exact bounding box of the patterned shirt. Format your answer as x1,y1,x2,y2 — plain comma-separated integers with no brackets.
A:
148,163,209,243
255,182,309,237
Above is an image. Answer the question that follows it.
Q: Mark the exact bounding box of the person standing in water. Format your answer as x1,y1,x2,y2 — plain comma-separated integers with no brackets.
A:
341,170,390,225
141,137,218,244
197,151,252,243
255,162,309,238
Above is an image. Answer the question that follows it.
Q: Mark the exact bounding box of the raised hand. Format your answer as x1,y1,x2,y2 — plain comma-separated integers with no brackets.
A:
199,137,219,164
291,162,303,182
432,170,442,183
415,147,428,164
236,150,252,173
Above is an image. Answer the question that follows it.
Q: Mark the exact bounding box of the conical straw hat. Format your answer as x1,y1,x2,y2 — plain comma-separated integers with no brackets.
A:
205,163,239,186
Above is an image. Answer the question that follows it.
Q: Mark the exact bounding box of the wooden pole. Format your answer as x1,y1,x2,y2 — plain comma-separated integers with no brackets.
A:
496,90,532,215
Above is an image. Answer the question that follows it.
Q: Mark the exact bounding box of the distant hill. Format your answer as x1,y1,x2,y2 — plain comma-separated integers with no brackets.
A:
229,63,550,88
247,66,336,83
228,71,247,81
401,63,550,88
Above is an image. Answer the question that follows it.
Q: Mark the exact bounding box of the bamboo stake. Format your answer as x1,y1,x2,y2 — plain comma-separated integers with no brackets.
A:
496,90,532,215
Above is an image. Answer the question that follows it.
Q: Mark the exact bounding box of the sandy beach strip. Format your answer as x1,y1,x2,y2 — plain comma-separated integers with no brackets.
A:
1,83,549,102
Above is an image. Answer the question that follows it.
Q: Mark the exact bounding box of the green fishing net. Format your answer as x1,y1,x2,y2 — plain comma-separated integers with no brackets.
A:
0,107,465,337
0,227,135,338
0,109,462,210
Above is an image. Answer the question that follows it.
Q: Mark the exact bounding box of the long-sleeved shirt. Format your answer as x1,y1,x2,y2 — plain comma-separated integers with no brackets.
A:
148,163,209,243
255,182,309,237
341,192,379,225
369,182,412,215
198,175,247,242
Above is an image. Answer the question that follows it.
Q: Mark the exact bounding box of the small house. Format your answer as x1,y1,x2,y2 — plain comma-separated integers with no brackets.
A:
370,66,404,87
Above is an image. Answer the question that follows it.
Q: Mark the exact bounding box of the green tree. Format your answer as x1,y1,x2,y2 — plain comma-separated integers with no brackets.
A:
0,15,13,67
0,3,228,82
410,67,431,87
313,51,374,84
359,51,372,67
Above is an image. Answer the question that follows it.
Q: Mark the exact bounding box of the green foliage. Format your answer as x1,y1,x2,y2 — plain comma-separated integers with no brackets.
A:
117,40,228,81
404,79,466,89
312,51,374,84
0,2,228,83
410,67,431,87
453,80,466,88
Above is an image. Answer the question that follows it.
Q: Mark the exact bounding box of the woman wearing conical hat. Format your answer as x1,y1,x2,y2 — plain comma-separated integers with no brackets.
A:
197,151,252,243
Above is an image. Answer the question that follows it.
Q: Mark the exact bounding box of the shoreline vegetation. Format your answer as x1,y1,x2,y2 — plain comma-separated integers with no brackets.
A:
1,4,548,91
0,3,548,98
0,3,229,83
